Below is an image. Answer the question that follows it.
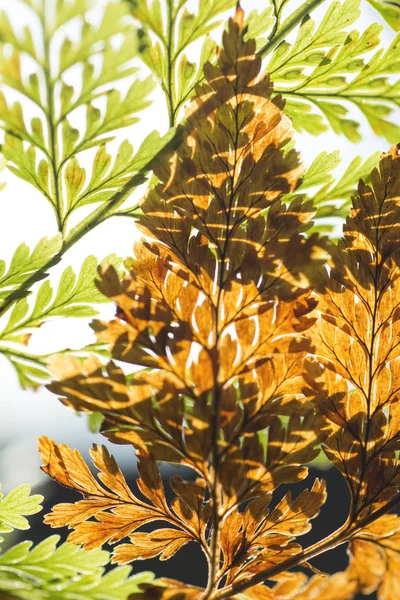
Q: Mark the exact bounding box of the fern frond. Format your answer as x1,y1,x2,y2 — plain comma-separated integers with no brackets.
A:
284,150,381,235
43,9,329,597
0,236,62,305
304,145,400,522
0,481,154,600
0,254,121,343
0,0,172,233
0,485,43,536
0,535,108,584
265,0,400,142
347,514,400,598
128,0,236,125
0,0,178,391
366,0,400,30
0,537,154,600
0,254,120,387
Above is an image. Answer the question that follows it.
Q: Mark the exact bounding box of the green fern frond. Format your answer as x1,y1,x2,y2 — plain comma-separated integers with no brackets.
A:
0,253,120,387
0,485,43,536
0,0,166,234
283,150,381,235
0,341,111,390
312,150,381,210
366,0,400,30
0,567,154,600
0,535,108,584
0,237,62,305
244,5,276,50
0,253,121,344
0,483,154,600
129,0,236,125
262,0,400,142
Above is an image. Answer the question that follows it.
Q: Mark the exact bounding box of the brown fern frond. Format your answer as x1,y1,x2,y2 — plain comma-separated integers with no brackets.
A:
347,513,400,599
304,145,400,522
131,579,204,599
219,478,326,586
42,6,329,596
39,437,207,559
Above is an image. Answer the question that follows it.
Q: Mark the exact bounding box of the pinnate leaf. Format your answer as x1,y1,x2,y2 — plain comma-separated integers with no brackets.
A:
0,485,43,534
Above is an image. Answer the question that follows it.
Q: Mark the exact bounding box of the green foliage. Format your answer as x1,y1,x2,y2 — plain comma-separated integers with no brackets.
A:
264,0,400,143
283,150,381,235
0,0,174,234
243,5,276,50
367,0,400,30
0,483,153,600
0,0,176,391
0,0,399,595
0,254,121,388
0,485,43,537
1,253,122,343
128,0,236,125
0,236,62,305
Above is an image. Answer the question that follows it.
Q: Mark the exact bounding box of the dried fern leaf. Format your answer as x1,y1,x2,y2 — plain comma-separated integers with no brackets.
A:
304,145,400,521
43,7,329,594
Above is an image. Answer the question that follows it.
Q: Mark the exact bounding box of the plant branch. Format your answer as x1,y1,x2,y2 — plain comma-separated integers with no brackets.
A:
213,523,351,599
42,0,63,233
201,385,223,599
166,0,176,127
258,0,329,58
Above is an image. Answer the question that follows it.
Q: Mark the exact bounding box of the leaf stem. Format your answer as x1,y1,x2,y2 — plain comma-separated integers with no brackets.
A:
258,0,329,58
42,0,63,233
166,0,176,127
201,385,223,599
0,346,48,364
213,524,351,599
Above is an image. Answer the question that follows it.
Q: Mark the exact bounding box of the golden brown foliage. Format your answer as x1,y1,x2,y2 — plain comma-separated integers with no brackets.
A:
304,145,400,521
39,7,400,600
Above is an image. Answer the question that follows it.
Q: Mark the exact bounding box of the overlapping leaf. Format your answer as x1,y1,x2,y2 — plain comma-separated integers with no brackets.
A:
283,150,381,235
130,578,203,600
47,7,328,476
266,0,400,143
347,513,400,599
220,478,326,587
44,9,329,595
304,145,400,521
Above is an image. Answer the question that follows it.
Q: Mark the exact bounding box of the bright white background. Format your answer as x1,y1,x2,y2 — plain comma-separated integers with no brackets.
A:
0,0,396,491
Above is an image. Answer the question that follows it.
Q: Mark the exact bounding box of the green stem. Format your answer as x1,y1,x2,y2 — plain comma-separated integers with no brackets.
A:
0,346,48,365
275,88,400,102
62,170,149,252
42,0,63,233
258,0,329,58
166,0,176,127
